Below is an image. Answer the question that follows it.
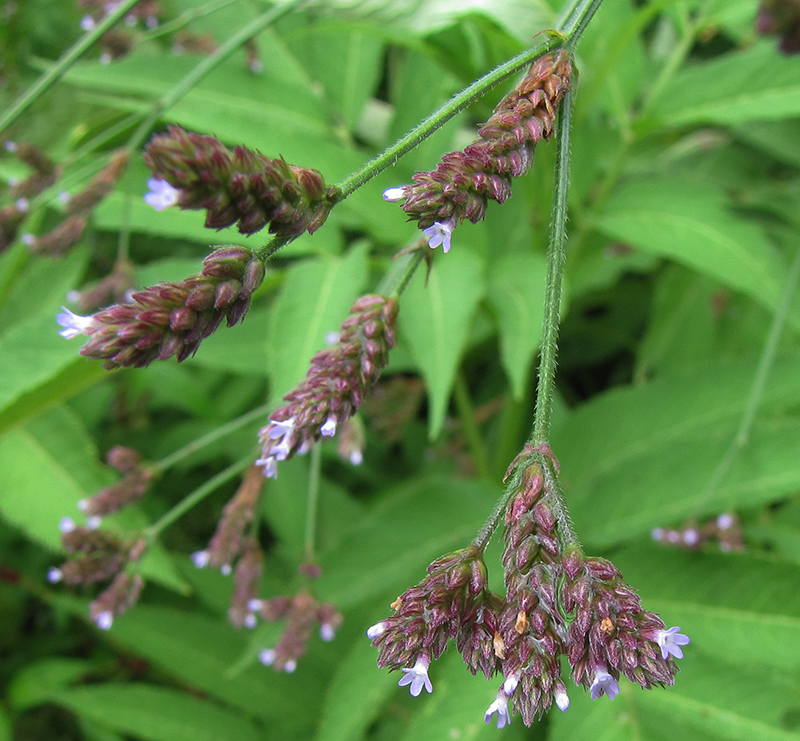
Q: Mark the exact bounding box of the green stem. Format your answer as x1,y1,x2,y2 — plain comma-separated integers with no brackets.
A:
333,0,603,199
454,373,492,480
155,403,271,472
0,0,141,135
126,0,309,153
145,455,254,539
377,247,426,299
695,244,800,513
530,85,574,446
304,444,322,563
472,482,517,552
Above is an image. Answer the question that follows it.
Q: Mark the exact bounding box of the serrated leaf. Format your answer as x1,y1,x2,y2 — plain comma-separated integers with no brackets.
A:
53,684,263,741
597,178,792,326
487,254,548,399
551,355,800,545
651,42,800,126
267,244,369,402
399,249,484,438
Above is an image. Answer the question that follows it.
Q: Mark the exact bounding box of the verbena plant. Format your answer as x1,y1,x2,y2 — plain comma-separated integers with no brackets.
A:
1,0,800,739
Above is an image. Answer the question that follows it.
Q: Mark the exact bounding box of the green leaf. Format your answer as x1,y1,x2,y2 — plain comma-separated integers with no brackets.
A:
596,178,791,325
7,658,93,712
267,244,369,402
487,254,548,399
288,27,384,133
106,605,321,734
551,355,800,546
650,42,800,126
53,684,263,741
316,627,398,741
399,249,485,438
0,406,187,593
318,474,497,608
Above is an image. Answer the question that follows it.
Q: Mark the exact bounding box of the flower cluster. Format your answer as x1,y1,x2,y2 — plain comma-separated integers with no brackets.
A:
144,125,336,238
78,0,162,62
58,245,265,368
251,583,342,673
257,294,398,478
48,517,147,630
78,446,154,518
756,0,800,54
191,464,265,577
368,445,689,728
383,50,572,252
368,547,503,688
652,512,743,553
1,142,128,255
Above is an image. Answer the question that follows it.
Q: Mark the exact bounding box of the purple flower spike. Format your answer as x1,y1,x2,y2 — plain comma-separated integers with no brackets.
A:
590,670,620,701
656,626,690,660
423,221,453,253
398,655,433,697
144,177,179,211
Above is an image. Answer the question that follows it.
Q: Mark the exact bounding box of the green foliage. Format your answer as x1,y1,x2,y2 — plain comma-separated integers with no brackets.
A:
1,1,800,740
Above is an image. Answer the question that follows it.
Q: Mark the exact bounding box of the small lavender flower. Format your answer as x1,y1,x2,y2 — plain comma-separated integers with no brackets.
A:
398,655,433,697
484,689,512,728
144,177,180,211
423,221,453,253
382,186,407,202
590,670,620,701
655,627,690,660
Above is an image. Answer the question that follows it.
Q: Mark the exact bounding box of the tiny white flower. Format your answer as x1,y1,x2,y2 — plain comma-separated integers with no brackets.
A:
349,450,363,466
366,621,387,640
284,660,297,673
21,233,36,246
59,517,76,533
58,191,71,205
398,655,433,697
717,513,734,530
243,613,257,629
320,415,337,437
145,16,159,31
682,528,699,546
320,623,336,642
249,59,263,73
590,670,619,701
259,648,276,666
4,141,17,152
255,456,278,479
484,690,511,729
554,685,570,712
382,186,407,203
144,177,180,211
80,15,97,30
15,198,29,212
99,52,112,65
655,626,690,660
220,563,232,576
266,417,295,440
191,550,210,568
325,331,340,345
248,598,264,612
47,567,63,584
651,527,664,541
77,499,90,513
57,307,95,340
95,611,114,630
502,674,519,695
86,516,102,530
423,221,453,253
124,13,137,26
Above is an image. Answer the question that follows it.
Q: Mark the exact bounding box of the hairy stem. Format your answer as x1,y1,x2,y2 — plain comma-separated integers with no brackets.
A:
304,444,322,563
531,85,574,446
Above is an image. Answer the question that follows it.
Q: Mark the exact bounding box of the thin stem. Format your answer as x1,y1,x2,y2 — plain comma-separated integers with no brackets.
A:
530,85,574,446
155,403,271,472
537,452,580,548
562,0,606,49
126,0,309,153
454,373,492,480
145,455,254,539
694,244,800,513
0,0,141,135
304,443,322,563
377,246,426,299
472,481,518,552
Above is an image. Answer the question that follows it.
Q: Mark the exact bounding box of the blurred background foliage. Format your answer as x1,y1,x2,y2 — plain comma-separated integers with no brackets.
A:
1,0,800,739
